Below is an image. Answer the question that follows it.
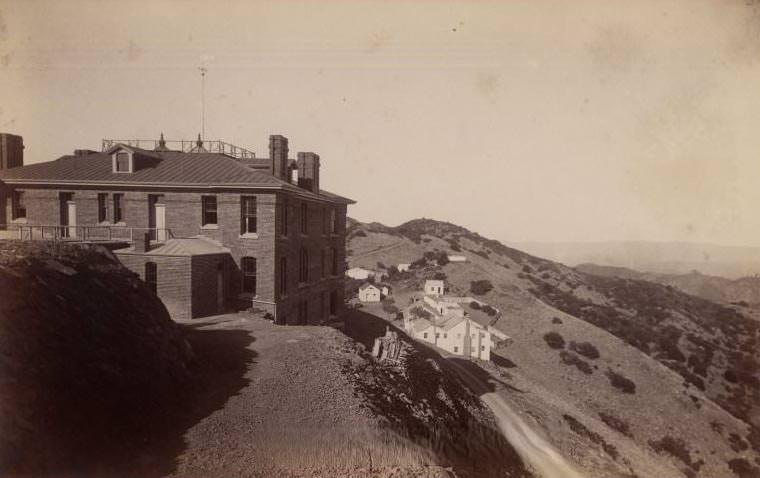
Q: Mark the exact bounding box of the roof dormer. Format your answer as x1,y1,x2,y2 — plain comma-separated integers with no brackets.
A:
108,145,135,173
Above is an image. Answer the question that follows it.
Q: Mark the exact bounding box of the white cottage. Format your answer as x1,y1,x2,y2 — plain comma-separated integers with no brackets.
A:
424,279,445,296
347,267,383,280
404,294,499,361
397,263,411,272
358,283,381,303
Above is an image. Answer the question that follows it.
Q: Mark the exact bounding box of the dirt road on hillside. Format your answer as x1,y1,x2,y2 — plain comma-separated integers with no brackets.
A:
445,360,585,478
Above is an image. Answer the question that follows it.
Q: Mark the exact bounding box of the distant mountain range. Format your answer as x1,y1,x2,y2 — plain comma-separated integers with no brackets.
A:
575,263,760,306
510,240,760,279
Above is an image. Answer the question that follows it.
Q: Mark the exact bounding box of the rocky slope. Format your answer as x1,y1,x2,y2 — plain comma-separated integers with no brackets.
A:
0,241,194,477
347,218,760,478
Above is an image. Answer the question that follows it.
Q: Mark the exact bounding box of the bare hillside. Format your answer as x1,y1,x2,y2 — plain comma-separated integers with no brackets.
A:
347,218,760,478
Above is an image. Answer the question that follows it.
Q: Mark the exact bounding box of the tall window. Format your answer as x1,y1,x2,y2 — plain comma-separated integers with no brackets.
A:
299,248,309,283
97,193,108,222
300,202,308,234
115,152,130,172
330,208,337,234
320,248,326,278
279,257,287,296
281,197,289,236
240,196,257,234
298,300,308,325
321,292,327,320
322,206,328,235
112,194,124,223
202,196,217,226
145,262,157,293
329,290,337,316
11,191,26,220
331,247,338,276
241,257,257,294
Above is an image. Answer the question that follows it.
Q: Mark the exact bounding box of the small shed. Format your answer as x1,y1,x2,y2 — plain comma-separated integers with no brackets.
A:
358,283,381,303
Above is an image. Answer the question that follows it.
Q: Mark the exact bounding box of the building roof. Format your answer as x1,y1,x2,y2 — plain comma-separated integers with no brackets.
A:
425,279,444,287
0,145,354,204
114,236,230,256
412,318,432,332
359,283,380,291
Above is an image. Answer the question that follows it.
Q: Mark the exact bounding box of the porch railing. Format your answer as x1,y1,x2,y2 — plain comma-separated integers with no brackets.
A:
0,224,174,243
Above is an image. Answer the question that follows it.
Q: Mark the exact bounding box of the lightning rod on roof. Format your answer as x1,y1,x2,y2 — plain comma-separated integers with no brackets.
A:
198,63,207,140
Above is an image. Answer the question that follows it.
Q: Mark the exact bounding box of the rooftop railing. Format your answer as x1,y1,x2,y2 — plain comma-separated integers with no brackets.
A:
101,138,256,159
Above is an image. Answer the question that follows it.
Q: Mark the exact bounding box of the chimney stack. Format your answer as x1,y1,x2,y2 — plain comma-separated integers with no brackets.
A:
269,135,289,180
134,232,151,253
0,133,24,170
296,152,320,193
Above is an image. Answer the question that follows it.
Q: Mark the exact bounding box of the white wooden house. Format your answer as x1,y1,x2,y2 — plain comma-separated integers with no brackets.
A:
358,283,381,303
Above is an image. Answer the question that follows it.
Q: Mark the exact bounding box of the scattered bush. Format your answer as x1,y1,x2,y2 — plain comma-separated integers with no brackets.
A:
543,332,565,350
599,412,632,438
552,317,563,325
559,351,593,374
563,414,619,460
649,436,702,471
569,341,600,360
470,279,494,295
436,251,449,266
728,433,749,452
482,305,498,317
376,261,386,270
469,301,481,310
522,265,533,273
410,306,432,320
605,369,636,394
433,272,447,281
728,458,760,478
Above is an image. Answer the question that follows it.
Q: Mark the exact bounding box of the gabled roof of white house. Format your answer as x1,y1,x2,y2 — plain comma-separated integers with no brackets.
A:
359,283,380,291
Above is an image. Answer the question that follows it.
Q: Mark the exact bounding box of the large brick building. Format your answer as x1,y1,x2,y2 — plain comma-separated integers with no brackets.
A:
0,134,354,323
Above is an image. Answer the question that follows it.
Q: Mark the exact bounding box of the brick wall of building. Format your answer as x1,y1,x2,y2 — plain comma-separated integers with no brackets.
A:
274,195,347,325
115,252,192,320
7,184,349,323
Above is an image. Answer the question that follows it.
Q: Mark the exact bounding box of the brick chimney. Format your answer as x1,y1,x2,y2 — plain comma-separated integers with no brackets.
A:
296,152,320,193
0,133,24,170
134,232,151,253
269,135,289,180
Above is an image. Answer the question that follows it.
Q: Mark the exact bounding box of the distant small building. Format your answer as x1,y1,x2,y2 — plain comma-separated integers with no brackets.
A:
358,283,381,303
447,255,467,263
380,285,391,296
347,267,382,280
397,263,411,272
424,279,444,296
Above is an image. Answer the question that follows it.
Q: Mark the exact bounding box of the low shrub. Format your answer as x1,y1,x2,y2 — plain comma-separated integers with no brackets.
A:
563,414,618,460
433,272,447,281
728,433,749,452
599,412,632,438
605,369,636,394
470,280,494,296
482,305,498,317
469,301,481,310
543,332,565,350
559,351,592,375
552,317,563,325
569,341,600,360
649,435,702,471
522,265,533,273
728,458,759,478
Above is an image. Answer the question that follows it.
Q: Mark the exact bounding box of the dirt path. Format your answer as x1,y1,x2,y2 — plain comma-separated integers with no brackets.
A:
351,240,405,260
445,359,584,478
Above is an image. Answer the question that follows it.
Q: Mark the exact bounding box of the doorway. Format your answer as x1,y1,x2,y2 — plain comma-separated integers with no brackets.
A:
217,263,225,313
148,194,164,240
59,192,74,238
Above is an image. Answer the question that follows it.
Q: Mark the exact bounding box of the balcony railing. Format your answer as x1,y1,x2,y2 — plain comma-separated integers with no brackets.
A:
0,224,173,243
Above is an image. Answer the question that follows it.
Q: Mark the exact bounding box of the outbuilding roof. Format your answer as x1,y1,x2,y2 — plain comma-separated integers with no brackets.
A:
114,236,230,257
0,145,354,204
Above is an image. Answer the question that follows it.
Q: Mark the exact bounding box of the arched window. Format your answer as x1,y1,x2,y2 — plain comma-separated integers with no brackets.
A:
145,262,157,293
241,257,257,294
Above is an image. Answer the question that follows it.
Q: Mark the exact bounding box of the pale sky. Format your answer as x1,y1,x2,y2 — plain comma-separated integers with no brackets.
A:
1,0,759,246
